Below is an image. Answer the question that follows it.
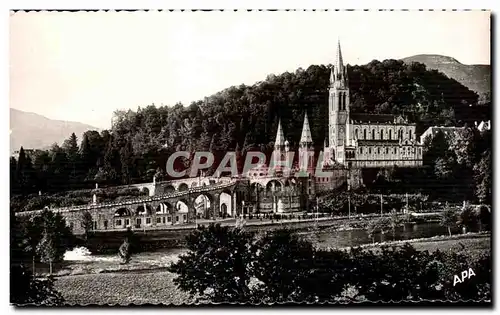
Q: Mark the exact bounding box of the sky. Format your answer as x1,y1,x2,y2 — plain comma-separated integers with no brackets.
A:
10,10,491,129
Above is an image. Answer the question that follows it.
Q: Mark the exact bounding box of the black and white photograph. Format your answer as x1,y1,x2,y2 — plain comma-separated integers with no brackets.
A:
8,9,492,306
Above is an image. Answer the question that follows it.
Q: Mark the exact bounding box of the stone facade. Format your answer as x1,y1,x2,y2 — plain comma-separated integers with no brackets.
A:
323,41,423,168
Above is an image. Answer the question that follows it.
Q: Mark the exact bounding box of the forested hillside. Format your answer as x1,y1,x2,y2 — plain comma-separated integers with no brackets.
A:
11,59,490,196
402,54,491,103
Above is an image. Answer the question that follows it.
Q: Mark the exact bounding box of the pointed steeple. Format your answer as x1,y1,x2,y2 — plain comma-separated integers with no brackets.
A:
330,39,348,87
300,112,313,145
274,118,285,149
335,39,344,74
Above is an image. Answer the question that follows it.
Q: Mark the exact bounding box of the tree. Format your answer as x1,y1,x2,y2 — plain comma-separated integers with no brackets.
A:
36,229,57,275
168,224,255,303
62,132,79,159
440,207,458,236
458,205,478,233
118,227,137,264
389,210,403,238
366,217,391,243
473,150,491,204
475,205,491,232
120,140,133,184
81,210,94,242
79,133,92,179
118,238,131,264
10,214,65,305
31,209,74,272
252,228,329,303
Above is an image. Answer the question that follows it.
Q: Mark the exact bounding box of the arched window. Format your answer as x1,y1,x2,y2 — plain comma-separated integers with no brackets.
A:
386,147,389,154
355,129,358,139
380,129,384,140
409,129,412,140
389,129,392,140
338,92,342,111
394,147,397,154
343,93,347,110
372,129,375,140
377,147,380,154
363,129,367,139
398,129,403,140
360,147,363,154
369,147,372,154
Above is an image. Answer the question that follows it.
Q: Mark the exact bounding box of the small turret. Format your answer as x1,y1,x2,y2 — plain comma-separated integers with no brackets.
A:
299,112,315,172
299,112,313,148
274,119,285,150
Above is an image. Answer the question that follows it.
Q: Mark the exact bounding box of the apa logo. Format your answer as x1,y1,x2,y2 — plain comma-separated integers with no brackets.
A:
453,268,476,286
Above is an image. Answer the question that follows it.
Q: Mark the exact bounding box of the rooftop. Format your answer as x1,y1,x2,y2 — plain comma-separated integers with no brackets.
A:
350,113,411,124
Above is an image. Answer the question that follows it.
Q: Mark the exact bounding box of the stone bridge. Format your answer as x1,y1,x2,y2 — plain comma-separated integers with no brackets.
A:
17,180,250,235
128,177,233,196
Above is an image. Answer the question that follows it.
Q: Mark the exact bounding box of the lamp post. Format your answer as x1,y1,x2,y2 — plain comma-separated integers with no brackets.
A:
347,167,351,219
143,202,147,233
380,194,383,215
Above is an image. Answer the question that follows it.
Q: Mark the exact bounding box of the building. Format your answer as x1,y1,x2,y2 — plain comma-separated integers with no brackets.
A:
322,41,423,169
11,148,36,160
420,126,465,144
270,40,424,195
476,120,491,132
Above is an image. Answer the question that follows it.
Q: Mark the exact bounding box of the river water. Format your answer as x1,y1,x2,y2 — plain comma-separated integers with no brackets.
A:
57,221,464,276
304,221,464,249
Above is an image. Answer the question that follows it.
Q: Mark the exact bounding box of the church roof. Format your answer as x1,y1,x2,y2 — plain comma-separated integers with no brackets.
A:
357,139,420,146
357,140,400,146
300,112,313,144
350,113,413,124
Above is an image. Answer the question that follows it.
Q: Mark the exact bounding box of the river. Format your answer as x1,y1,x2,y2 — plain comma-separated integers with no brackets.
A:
55,221,466,276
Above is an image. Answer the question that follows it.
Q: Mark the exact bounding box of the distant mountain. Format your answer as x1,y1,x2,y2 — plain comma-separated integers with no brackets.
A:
401,54,490,100
10,108,100,153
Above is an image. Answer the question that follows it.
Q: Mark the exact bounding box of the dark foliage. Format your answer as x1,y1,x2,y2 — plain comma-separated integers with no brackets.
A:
10,213,65,305
169,224,491,303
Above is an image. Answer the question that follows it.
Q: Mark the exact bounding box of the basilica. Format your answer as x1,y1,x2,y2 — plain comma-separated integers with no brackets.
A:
271,41,424,191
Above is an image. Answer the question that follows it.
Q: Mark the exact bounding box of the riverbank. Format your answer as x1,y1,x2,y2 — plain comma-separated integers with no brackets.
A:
54,232,490,305
84,212,443,254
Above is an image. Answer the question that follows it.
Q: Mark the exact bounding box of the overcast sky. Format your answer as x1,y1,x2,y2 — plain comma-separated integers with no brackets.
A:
10,10,490,129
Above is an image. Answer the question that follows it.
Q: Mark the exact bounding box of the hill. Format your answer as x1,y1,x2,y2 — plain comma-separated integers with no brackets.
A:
401,54,490,101
10,108,100,153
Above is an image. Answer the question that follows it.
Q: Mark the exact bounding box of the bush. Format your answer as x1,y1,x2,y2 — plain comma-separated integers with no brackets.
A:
168,226,491,303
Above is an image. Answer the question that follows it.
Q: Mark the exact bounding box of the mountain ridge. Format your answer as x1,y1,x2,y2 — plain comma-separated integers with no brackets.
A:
10,108,101,153
401,54,490,99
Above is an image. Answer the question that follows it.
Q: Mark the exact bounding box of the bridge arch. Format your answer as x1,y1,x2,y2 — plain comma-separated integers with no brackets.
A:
173,199,191,224
178,183,189,192
134,204,153,227
113,208,132,229
219,191,233,217
155,202,174,225
266,179,283,193
163,185,176,194
194,193,213,219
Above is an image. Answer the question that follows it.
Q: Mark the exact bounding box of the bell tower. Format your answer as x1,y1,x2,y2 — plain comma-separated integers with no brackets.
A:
328,40,350,164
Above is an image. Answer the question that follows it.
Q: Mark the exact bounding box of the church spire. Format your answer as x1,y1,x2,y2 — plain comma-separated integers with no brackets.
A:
274,118,285,149
335,39,344,74
330,39,348,87
300,112,313,146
